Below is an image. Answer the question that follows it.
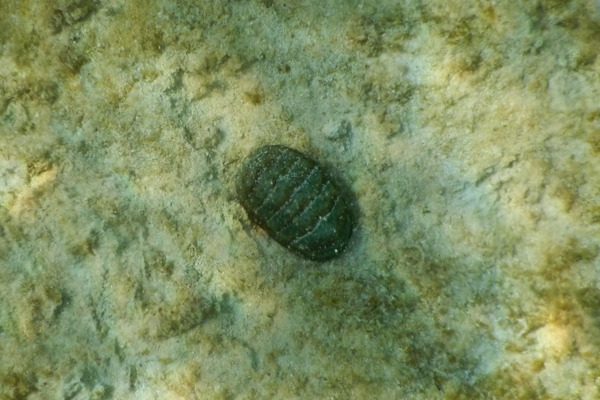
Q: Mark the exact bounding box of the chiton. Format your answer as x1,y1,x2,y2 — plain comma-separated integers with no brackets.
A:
236,145,355,261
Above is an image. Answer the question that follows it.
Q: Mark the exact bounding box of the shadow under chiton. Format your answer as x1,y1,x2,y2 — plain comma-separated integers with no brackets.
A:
236,145,355,261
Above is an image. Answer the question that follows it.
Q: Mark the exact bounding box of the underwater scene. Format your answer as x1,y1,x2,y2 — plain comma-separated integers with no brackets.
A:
1,1,599,398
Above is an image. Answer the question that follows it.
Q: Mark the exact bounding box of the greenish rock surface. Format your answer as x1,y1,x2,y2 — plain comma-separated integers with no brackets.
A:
1,1,599,398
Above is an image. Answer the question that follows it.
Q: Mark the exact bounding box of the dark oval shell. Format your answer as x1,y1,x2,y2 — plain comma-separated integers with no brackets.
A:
236,145,355,261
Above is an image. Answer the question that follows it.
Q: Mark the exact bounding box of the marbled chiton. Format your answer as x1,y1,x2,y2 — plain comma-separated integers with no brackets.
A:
236,145,355,261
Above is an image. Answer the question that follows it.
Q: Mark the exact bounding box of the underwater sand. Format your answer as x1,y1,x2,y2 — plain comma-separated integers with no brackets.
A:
1,1,599,398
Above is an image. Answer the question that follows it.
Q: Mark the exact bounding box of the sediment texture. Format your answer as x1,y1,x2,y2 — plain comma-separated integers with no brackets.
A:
1,0,599,398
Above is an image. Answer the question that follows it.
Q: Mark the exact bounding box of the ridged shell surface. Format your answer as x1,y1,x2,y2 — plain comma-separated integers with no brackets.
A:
236,145,354,261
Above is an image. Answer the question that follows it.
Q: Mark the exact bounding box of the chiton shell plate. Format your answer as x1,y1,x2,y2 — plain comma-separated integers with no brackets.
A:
236,145,355,261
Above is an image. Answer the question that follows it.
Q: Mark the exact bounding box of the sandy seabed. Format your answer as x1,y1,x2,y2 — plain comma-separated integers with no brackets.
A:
1,1,599,399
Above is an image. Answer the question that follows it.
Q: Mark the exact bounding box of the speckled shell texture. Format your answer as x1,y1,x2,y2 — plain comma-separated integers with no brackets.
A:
236,145,355,261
